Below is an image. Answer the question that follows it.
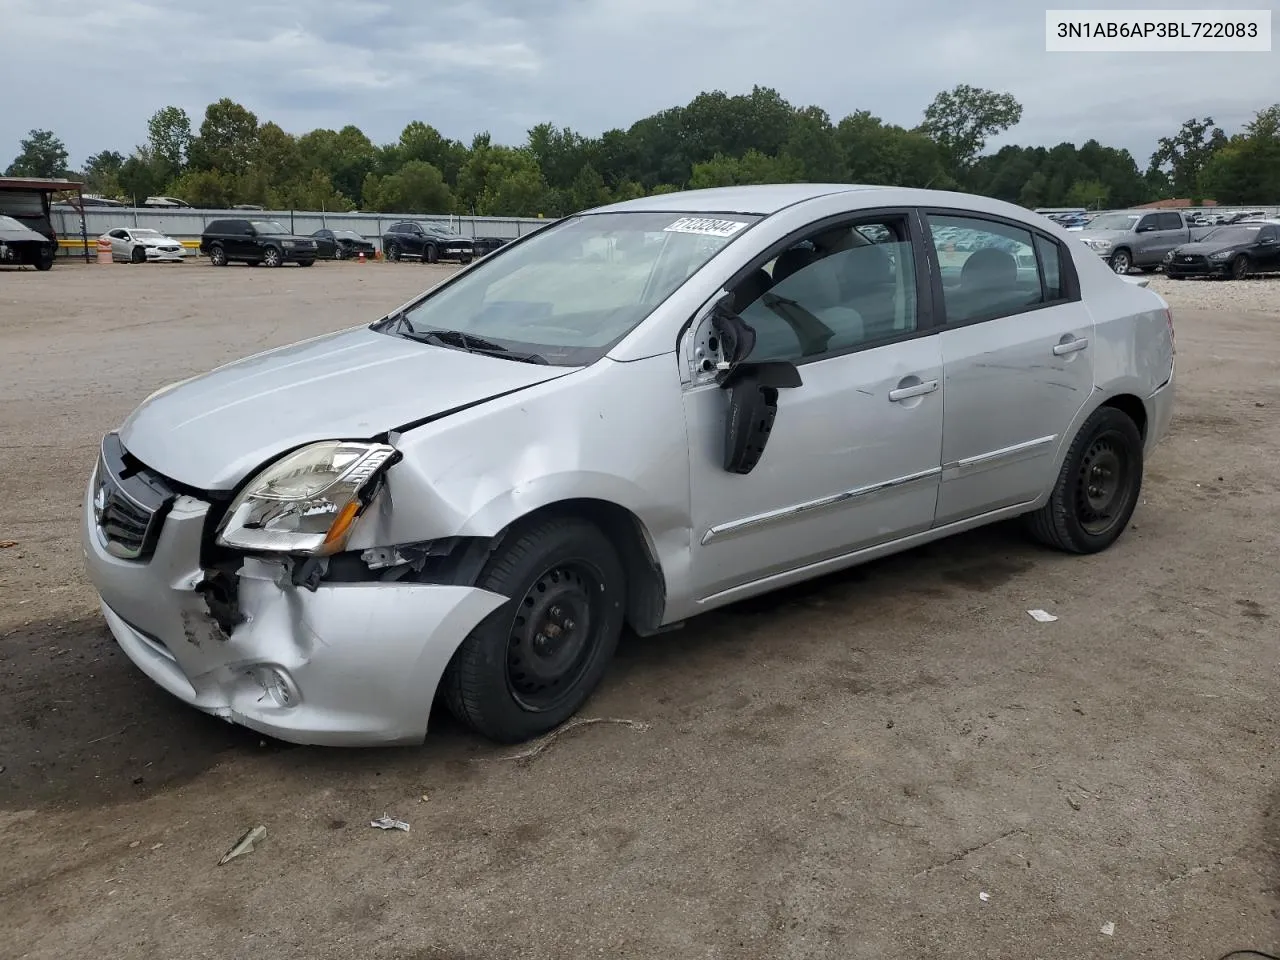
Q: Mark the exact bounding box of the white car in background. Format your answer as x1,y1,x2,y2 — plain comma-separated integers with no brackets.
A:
100,227,188,263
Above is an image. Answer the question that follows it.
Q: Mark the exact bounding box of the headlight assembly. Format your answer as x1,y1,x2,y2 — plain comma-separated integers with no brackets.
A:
1209,250,1233,260
216,441,399,555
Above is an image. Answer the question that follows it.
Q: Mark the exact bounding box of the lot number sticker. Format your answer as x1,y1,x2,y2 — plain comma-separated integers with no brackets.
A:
663,217,748,238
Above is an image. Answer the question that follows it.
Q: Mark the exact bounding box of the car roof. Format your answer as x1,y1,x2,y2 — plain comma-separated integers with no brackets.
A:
584,183,1066,225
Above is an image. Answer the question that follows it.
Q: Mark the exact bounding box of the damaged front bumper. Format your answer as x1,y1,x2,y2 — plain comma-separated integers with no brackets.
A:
81,475,506,746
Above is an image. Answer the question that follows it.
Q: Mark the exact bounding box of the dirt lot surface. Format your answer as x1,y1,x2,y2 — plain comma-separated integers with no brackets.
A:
2,260,1277,959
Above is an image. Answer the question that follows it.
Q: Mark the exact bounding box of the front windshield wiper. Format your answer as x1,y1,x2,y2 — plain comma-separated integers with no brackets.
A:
402,326,549,365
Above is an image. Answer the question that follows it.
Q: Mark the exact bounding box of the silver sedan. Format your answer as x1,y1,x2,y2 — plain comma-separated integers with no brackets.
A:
100,227,188,263
81,184,1176,746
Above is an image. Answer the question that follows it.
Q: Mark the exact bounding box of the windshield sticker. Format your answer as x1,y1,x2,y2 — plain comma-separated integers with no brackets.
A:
663,217,748,238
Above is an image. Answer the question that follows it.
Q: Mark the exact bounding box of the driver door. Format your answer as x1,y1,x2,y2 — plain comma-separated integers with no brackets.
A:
682,210,944,605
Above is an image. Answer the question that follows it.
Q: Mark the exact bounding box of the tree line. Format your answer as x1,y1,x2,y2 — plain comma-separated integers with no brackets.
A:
5,85,1278,216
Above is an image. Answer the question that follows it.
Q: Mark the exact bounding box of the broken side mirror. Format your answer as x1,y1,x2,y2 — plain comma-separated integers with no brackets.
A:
702,292,802,474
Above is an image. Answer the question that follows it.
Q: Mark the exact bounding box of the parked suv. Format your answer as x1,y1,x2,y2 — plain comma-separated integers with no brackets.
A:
199,218,318,267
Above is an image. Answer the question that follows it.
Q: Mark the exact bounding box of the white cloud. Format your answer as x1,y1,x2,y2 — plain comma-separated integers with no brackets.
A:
0,0,1275,168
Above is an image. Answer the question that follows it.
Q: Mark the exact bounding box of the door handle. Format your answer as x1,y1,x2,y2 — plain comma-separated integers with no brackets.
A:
1053,337,1089,356
888,379,939,402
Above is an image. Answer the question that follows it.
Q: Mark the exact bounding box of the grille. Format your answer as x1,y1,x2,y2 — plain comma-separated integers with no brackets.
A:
93,433,176,561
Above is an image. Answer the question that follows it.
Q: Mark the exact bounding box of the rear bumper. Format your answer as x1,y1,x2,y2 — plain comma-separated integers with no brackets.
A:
81,474,507,746
1146,360,1176,454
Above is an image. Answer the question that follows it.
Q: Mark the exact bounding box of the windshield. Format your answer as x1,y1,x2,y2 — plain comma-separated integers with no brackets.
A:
251,220,290,235
1200,226,1262,244
335,231,363,240
376,211,759,365
1087,213,1140,231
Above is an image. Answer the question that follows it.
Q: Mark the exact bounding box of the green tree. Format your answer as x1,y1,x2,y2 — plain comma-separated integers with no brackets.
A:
567,163,611,212
255,121,302,191
919,84,1023,176
5,129,70,178
1146,116,1227,200
1064,178,1109,209
117,147,166,203
146,106,192,171
190,98,259,174
82,150,125,196
837,112,955,188
271,169,352,211
363,160,453,213
1199,104,1280,204
165,168,234,207
689,149,802,188
781,107,846,182
397,121,468,184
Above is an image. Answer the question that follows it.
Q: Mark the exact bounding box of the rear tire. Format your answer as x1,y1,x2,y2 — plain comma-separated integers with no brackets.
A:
386,241,401,261
1026,406,1144,554
443,517,627,743
208,243,228,267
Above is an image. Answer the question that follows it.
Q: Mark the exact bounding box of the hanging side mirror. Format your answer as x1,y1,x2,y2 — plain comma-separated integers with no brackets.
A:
707,293,802,475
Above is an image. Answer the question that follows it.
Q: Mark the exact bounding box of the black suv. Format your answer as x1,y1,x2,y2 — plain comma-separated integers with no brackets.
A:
381,221,508,263
200,218,318,267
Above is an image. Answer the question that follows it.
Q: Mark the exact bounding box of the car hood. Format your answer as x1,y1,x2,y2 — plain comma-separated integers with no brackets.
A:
1172,240,1247,256
137,235,181,246
0,221,50,243
1075,230,1128,243
119,326,577,491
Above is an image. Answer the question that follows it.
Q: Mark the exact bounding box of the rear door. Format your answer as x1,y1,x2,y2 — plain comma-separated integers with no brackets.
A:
922,210,1095,526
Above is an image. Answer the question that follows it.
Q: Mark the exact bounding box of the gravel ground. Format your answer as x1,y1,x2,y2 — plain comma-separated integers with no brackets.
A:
1,260,1278,959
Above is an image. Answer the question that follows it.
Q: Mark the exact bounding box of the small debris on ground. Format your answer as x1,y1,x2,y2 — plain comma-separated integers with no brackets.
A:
0,540,16,548
419,793,430,803
1027,609,1058,623
370,815,410,832
479,717,651,764
979,891,990,902
1100,921,1115,936
218,825,267,865
1067,796,1082,811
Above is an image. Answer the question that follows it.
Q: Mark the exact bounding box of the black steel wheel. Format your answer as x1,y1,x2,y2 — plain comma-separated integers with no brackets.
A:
1026,405,1143,554
443,517,626,743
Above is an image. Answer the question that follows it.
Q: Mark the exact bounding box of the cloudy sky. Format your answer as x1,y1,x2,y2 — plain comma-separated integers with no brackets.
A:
1,0,1275,170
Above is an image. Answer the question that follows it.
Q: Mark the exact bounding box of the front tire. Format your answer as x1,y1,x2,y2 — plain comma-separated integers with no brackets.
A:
424,243,439,264
1108,249,1132,274
1026,406,1144,554
443,517,627,743
130,245,146,264
262,246,282,267
1231,255,1250,280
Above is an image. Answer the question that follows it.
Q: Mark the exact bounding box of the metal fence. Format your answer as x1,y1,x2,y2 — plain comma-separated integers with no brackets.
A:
49,207,555,257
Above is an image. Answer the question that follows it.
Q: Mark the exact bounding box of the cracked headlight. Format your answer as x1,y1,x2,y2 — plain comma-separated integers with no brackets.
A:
216,441,399,555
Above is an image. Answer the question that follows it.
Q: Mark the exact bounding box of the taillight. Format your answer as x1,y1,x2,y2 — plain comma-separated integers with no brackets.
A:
1165,307,1175,354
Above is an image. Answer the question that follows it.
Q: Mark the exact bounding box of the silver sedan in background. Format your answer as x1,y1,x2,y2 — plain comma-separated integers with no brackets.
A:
81,184,1175,747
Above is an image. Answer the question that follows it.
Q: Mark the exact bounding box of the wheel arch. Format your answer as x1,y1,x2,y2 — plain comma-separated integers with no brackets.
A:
1037,387,1151,509
485,498,667,636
